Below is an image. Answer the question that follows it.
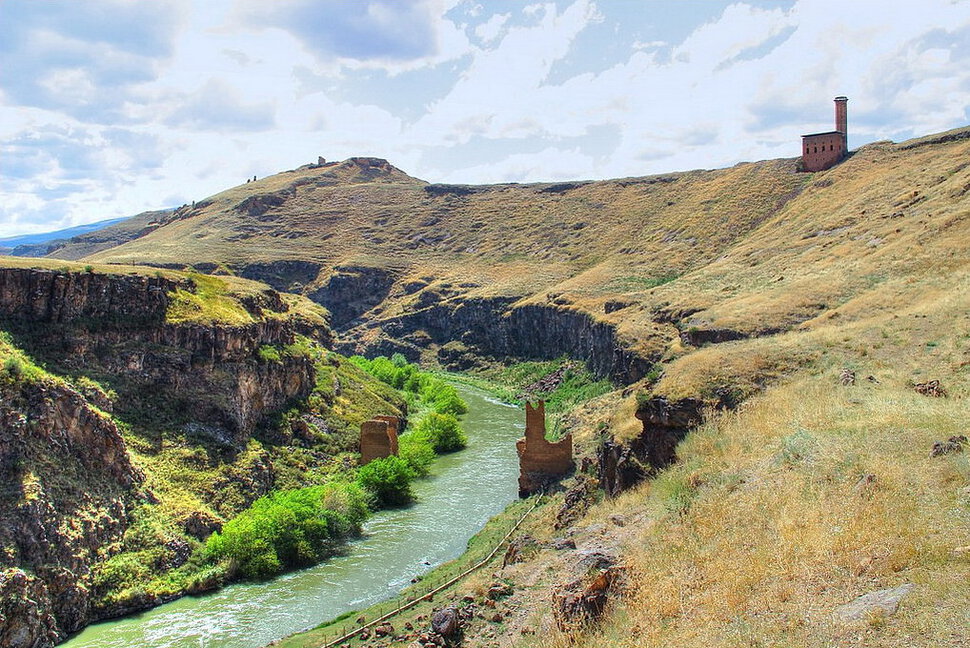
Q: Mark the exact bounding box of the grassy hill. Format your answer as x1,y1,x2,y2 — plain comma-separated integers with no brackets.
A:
47,127,970,647
69,130,970,382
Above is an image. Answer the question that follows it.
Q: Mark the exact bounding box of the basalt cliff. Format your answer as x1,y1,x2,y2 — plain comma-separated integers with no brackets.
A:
0,262,402,647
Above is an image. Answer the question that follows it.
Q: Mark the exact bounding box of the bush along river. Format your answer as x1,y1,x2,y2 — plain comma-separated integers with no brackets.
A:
61,382,523,648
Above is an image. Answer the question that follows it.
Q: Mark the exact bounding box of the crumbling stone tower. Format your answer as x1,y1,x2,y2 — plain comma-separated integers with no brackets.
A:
360,415,400,464
516,401,573,497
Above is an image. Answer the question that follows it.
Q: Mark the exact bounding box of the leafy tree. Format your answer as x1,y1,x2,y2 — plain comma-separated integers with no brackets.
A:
356,455,415,507
412,412,467,453
205,482,370,580
398,435,436,476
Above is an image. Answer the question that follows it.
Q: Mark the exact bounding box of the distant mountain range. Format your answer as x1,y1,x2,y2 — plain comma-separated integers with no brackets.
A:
0,210,172,259
0,217,130,248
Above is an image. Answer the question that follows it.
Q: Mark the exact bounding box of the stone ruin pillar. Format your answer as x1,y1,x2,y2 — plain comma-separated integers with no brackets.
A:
360,415,401,464
516,400,573,497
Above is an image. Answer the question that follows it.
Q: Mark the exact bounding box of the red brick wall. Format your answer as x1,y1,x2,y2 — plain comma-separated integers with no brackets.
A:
802,133,844,171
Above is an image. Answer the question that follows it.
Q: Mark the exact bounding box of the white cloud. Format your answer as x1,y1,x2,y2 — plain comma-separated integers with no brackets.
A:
474,12,511,44
1,0,969,236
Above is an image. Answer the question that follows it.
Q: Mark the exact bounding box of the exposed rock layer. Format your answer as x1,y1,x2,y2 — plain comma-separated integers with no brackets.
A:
335,287,652,384
598,396,707,497
0,379,143,647
0,266,330,646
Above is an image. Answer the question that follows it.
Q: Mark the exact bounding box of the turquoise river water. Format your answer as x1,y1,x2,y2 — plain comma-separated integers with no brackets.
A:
62,382,523,648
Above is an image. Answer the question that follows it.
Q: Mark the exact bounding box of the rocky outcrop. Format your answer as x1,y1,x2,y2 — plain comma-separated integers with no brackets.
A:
309,265,398,328
337,287,653,384
237,260,323,293
0,265,341,644
0,267,321,447
0,379,143,646
598,396,707,497
553,566,624,631
679,326,748,346
0,267,180,326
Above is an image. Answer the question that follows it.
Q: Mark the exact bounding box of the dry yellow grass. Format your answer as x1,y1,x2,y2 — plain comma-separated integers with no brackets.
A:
63,131,968,398
173,130,969,648
539,371,969,648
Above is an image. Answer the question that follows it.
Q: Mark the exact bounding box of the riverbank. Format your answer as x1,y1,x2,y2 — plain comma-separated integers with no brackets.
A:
272,495,542,648
61,382,524,648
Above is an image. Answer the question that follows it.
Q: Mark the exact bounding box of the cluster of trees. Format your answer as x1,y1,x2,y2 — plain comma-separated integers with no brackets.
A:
207,354,469,581
349,354,468,417
205,483,370,579
351,353,468,479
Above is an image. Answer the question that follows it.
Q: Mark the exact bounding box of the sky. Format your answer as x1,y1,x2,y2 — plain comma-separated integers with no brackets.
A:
1,0,968,237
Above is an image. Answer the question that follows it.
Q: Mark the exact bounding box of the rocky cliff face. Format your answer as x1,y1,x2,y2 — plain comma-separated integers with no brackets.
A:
308,265,398,328
598,396,708,497
0,379,143,647
0,266,179,325
0,267,319,447
0,265,331,646
336,285,652,384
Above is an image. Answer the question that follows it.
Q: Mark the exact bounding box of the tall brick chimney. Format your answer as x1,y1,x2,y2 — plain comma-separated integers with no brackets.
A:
835,96,848,150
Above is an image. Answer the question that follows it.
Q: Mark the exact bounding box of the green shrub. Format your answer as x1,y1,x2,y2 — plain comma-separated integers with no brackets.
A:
412,412,467,453
205,482,370,580
283,335,321,360
257,345,282,363
424,383,468,416
349,355,468,416
398,435,436,477
3,355,24,380
356,456,414,507
0,333,46,384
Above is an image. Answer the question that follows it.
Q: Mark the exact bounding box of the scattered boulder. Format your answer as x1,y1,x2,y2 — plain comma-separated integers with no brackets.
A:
553,565,625,631
555,478,596,529
431,606,459,637
181,510,222,540
914,380,947,397
833,583,915,623
486,582,513,600
503,535,540,566
604,299,634,314
550,538,577,551
574,547,618,572
374,622,394,637
930,435,967,457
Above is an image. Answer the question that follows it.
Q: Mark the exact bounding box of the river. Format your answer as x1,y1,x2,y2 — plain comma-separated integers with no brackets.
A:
62,382,523,648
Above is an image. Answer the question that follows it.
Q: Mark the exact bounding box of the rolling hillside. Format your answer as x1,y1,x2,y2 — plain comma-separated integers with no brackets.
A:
66,130,970,391
41,126,970,648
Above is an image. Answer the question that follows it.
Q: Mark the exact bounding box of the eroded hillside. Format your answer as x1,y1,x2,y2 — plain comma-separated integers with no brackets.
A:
69,131,970,394
0,259,405,646
23,126,970,648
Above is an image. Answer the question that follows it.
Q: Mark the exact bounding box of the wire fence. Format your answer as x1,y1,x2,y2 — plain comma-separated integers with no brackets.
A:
318,494,544,647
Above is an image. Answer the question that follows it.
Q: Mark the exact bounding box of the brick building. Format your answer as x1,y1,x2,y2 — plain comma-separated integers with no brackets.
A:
801,96,848,172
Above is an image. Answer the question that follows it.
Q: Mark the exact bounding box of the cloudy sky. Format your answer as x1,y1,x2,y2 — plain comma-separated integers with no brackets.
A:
1,0,968,237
